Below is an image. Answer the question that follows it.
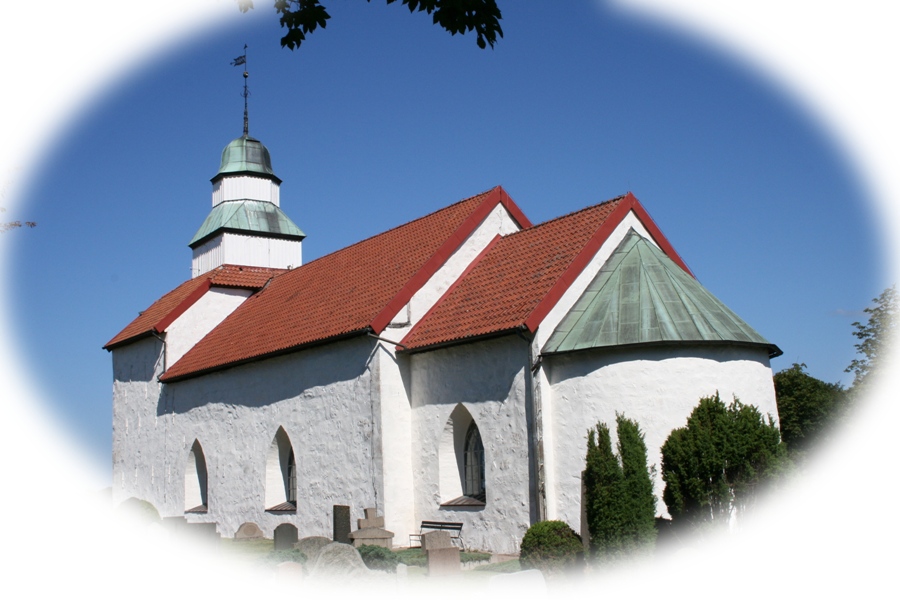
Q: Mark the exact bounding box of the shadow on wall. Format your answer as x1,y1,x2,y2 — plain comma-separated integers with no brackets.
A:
157,335,376,415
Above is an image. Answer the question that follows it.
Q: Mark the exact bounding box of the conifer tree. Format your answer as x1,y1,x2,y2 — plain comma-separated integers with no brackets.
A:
583,415,657,562
661,392,787,529
616,414,657,552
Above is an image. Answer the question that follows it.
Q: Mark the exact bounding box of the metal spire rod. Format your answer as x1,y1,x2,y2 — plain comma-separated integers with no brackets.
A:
231,44,249,136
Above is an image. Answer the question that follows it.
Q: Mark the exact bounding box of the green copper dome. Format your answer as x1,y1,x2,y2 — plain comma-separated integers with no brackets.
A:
212,135,281,183
543,229,781,358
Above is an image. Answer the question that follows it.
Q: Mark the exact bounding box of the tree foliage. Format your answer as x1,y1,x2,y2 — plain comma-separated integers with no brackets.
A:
583,415,656,563
774,363,846,461
846,285,896,393
660,393,787,529
518,520,583,577
1,206,36,233
239,0,504,50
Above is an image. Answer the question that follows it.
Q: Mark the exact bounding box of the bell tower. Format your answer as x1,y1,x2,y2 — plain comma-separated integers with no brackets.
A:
188,49,305,277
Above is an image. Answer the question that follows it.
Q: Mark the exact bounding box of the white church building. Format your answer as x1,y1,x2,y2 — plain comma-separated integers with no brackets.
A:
106,131,781,555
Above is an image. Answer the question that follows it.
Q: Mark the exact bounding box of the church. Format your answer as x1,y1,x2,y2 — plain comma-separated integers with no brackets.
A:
106,129,781,555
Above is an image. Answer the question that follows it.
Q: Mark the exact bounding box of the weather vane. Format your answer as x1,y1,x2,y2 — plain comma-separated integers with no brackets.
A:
231,44,249,136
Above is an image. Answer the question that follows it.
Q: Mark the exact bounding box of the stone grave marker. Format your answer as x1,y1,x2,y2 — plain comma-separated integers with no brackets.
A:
274,523,299,551
421,530,452,551
296,536,333,563
426,547,461,576
348,507,394,549
423,530,459,575
333,505,351,544
234,522,264,541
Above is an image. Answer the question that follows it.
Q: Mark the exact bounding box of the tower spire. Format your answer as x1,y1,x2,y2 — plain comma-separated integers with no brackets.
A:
231,44,249,136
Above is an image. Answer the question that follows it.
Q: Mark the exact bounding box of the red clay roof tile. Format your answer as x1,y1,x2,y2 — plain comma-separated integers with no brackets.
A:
159,187,522,381
400,197,628,351
104,265,284,349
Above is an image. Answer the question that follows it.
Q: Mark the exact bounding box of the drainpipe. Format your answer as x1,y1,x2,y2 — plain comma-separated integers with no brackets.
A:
518,326,547,523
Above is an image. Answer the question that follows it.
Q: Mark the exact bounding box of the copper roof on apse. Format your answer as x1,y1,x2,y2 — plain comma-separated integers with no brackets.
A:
543,230,781,357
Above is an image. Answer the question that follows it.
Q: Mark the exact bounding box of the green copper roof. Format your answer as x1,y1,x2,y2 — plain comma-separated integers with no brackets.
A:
189,200,305,248
543,230,780,357
213,135,280,183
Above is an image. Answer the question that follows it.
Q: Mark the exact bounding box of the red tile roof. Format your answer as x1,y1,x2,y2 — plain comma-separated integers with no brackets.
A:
159,187,529,381
397,192,691,352
104,265,284,349
400,196,630,351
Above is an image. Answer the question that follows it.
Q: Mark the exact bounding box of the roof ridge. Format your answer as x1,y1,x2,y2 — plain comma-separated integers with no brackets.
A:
298,187,500,268
509,194,627,234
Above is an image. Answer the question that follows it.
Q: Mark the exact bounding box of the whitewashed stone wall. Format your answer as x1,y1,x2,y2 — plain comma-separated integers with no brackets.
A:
544,344,778,533
164,287,253,367
410,335,534,555
111,336,166,507
374,200,523,543
112,335,383,538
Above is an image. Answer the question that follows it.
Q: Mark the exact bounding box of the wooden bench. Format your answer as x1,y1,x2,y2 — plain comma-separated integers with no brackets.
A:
408,520,464,548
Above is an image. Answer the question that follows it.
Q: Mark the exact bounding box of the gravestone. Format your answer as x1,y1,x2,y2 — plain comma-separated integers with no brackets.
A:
357,507,384,529
295,536,333,563
274,523,299,551
423,530,459,575
333,505,351,544
348,507,394,549
426,547,461,576
308,542,368,579
234,522,264,541
421,530,452,551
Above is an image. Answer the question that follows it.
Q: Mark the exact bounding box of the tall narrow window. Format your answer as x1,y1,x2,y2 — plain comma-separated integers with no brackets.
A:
265,427,297,513
184,439,208,513
287,449,297,504
464,423,485,501
439,404,486,508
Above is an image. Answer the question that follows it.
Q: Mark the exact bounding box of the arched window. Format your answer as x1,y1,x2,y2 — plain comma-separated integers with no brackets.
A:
265,427,297,513
463,423,485,501
439,404,486,507
184,439,208,513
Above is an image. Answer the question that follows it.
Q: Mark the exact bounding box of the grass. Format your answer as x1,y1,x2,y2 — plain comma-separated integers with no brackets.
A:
218,537,516,581
393,547,491,567
472,558,521,573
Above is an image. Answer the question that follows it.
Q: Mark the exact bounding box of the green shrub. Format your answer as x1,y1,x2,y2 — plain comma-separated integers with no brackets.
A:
518,520,583,576
358,544,400,572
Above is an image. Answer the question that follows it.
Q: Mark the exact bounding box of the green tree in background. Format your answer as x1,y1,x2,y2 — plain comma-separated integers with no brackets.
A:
774,363,846,462
846,285,896,394
660,393,787,530
583,414,656,563
239,0,504,50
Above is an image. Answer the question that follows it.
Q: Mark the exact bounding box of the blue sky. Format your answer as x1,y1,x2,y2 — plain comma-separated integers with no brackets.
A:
4,1,884,472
